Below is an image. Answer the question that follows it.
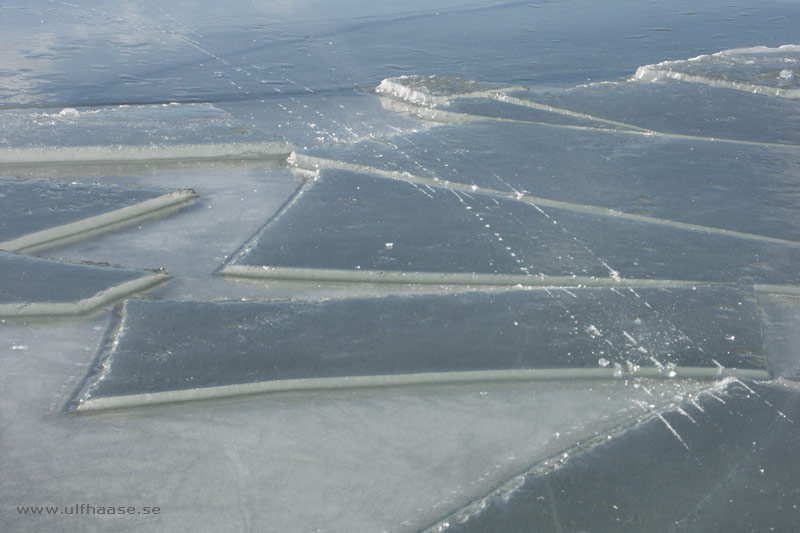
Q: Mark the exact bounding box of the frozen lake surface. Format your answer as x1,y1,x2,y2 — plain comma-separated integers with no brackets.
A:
2,1,800,532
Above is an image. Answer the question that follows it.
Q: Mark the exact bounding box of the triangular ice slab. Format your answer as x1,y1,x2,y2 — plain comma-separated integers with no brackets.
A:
0,250,168,318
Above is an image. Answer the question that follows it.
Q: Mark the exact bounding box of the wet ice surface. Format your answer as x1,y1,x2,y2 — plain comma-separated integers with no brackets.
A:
2,0,800,532
432,379,800,532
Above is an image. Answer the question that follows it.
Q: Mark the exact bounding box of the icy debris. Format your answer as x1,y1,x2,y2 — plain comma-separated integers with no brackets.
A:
634,44,800,99
376,75,526,107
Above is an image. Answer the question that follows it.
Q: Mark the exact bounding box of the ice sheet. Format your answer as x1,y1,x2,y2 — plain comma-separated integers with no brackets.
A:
71,286,766,411
225,169,800,287
0,251,167,317
3,1,800,531
431,379,800,532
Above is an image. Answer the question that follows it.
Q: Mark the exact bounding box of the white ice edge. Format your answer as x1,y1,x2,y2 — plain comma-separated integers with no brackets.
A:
73,366,768,412
221,265,715,289
289,153,800,248
376,76,528,107
0,141,296,165
0,271,169,318
0,189,198,254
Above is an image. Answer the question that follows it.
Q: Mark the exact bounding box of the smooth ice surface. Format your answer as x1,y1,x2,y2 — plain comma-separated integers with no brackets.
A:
227,168,800,286
72,287,766,409
635,44,800,98
0,176,165,243
0,251,165,316
432,379,800,532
